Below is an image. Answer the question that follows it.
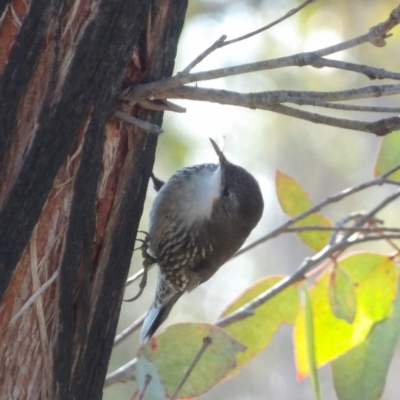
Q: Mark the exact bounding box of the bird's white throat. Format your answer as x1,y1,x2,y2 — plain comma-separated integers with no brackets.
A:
181,165,222,223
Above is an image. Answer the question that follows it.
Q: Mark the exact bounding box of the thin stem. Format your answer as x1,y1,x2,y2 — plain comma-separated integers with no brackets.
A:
224,0,316,47
138,375,152,400
104,358,138,387
122,5,400,103
179,0,315,74
287,225,400,233
112,110,163,135
114,314,146,346
217,189,400,328
180,35,227,74
234,166,400,258
162,85,400,135
170,336,213,400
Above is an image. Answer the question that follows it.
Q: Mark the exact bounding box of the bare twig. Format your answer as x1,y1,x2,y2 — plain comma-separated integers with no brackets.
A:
138,375,152,400
180,0,316,73
170,336,213,400
224,0,316,46
114,313,146,346
112,110,163,135
235,165,400,257
122,5,400,103
181,35,227,74
304,102,400,113
104,358,138,387
217,189,400,327
218,231,400,328
328,211,372,246
310,57,400,80
269,103,399,136
161,85,400,135
126,268,152,287
287,225,400,234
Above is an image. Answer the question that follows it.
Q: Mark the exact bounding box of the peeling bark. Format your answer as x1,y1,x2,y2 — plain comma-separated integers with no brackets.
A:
0,1,188,399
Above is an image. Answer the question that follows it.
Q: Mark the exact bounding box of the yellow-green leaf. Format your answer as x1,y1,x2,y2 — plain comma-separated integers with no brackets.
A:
219,276,299,376
294,253,397,379
138,323,245,398
328,267,357,323
276,170,332,251
374,130,400,181
332,280,400,400
341,253,397,324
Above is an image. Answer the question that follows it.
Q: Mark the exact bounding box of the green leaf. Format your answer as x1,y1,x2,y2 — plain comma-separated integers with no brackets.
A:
219,276,299,376
139,323,246,398
303,284,322,400
294,253,397,379
328,267,357,323
374,130,400,180
135,357,166,400
332,280,400,400
275,170,332,251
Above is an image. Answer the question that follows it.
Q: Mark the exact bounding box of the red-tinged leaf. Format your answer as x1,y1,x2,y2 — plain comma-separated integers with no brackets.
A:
328,267,357,323
219,276,299,376
275,170,332,251
294,253,397,380
332,279,400,400
138,323,245,399
374,130,400,181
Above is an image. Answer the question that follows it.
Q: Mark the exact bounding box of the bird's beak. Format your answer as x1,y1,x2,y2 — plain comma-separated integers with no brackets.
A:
209,138,228,186
209,138,228,165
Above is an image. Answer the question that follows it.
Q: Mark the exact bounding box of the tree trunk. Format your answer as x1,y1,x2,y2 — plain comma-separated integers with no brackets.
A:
0,1,187,398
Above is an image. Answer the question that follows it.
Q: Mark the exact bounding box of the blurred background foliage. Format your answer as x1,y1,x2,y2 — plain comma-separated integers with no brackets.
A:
105,1,400,399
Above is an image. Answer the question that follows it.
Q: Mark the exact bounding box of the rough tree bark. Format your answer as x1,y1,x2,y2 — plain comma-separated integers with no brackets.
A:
0,1,188,399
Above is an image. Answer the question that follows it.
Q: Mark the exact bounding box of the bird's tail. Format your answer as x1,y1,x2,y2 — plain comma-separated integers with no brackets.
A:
140,282,183,343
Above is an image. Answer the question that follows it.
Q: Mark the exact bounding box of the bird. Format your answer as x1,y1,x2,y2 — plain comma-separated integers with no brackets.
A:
140,138,264,343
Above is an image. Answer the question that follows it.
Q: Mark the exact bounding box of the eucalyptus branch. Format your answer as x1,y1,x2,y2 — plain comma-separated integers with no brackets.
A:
114,313,146,346
180,0,316,73
310,57,400,80
170,336,213,400
163,83,400,105
268,104,399,136
235,164,400,257
122,5,400,103
217,189,400,327
104,358,137,386
287,225,400,234
161,85,400,135
219,233,400,328
305,103,400,113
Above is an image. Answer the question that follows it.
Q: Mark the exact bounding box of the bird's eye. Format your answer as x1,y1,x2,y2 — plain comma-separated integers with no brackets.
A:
222,187,230,197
